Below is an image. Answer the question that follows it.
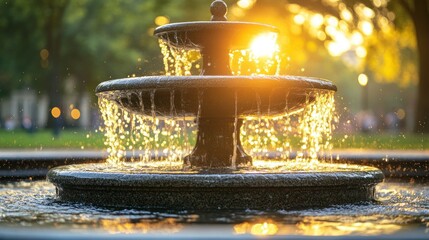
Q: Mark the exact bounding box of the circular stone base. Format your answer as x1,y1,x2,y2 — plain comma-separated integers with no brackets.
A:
47,163,383,210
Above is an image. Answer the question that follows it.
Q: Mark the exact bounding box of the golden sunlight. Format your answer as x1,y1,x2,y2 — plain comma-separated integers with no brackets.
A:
249,33,278,58
356,46,367,58
237,0,256,9
294,14,306,25
250,222,279,236
351,31,364,45
359,20,373,36
358,73,368,86
310,14,324,28
340,8,353,22
154,16,169,26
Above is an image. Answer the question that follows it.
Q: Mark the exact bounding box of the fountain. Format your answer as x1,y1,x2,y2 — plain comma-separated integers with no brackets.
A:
2,2,429,239
47,0,383,210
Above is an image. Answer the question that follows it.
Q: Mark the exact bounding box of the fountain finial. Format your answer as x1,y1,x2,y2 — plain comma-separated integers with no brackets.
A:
210,0,227,21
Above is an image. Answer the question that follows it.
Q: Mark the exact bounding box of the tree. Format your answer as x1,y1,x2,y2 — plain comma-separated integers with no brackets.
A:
41,0,69,131
397,0,429,133
4,0,425,132
0,0,46,97
1,0,203,129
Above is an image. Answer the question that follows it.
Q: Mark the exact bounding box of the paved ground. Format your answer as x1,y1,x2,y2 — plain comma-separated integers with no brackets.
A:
0,149,428,180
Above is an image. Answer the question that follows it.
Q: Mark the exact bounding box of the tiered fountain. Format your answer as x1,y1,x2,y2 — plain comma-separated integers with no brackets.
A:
48,0,383,209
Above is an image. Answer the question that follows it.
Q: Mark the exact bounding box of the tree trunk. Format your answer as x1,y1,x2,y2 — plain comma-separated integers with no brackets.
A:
413,0,429,133
44,0,68,133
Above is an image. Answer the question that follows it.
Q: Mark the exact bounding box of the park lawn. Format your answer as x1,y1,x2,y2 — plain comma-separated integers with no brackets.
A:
0,129,104,149
276,133,429,150
330,133,429,150
0,129,428,150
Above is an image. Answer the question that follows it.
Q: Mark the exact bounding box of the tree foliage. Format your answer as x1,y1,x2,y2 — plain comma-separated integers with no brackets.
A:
0,0,213,97
1,0,427,132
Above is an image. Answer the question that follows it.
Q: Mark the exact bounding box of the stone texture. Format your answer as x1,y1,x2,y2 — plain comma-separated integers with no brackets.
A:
48,163,383,210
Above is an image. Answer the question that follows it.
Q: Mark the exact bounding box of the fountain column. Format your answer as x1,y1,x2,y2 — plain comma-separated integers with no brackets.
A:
184,0,252,168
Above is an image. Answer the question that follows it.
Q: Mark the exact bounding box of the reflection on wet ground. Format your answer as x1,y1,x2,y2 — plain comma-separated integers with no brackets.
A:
0,180,428,237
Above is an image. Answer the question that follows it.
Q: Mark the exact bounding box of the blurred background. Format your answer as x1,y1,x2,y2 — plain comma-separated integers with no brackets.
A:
0,0,428,149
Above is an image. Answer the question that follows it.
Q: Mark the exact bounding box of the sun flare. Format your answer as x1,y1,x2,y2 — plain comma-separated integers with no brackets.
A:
249,33,279,58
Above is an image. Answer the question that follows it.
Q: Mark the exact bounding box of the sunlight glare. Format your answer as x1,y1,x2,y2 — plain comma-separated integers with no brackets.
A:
351,31,363,45
310,14,324,28
288,4,301,13
237,0,256,9
358,73,368,86
249,33,278,58
362,6,375,19
250,222,279,236
326,42,342,57
325,16,339,27
359,21,373,36
294,14,305,25
356,46,367,58
340,9,353,22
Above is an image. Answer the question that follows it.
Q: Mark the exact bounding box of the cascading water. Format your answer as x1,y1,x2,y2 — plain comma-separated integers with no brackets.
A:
97,36,337,169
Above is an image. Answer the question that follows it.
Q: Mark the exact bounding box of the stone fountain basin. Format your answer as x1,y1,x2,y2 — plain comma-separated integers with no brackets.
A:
96,75,336,118
154,21,278,50
47,163,382,210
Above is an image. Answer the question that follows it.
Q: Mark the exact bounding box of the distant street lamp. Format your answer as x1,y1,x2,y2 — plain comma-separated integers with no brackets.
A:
358,73,368,111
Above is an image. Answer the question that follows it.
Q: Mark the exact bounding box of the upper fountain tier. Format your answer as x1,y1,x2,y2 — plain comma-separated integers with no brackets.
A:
154,21,278,50
96,1,336,118
154,0,277,51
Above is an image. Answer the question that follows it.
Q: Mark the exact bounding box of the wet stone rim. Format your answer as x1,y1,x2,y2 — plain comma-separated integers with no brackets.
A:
95,76,337,93
154,21,279,35
48,164,382,188
47,164,383,210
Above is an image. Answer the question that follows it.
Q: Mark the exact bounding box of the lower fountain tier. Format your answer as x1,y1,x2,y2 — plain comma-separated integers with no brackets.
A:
48,163,383,210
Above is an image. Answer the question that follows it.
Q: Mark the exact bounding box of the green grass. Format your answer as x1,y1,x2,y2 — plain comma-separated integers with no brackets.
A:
0,129,104,149
0,129,428,150
330,133,429,150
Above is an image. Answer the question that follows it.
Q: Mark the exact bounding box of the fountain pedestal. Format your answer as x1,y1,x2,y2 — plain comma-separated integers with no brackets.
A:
185,118,251,167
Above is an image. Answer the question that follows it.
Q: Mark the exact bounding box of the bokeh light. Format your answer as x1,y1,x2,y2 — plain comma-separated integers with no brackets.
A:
51,107,61,118
396,109,406,120
39,49,49,60
237,0,256,9
71,108,81,120
310,14,324,28
294,14,305,25
154,16,169,26
358,73,368,86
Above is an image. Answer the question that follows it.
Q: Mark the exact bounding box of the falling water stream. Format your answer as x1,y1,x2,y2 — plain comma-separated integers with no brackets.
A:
97,38,337,170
